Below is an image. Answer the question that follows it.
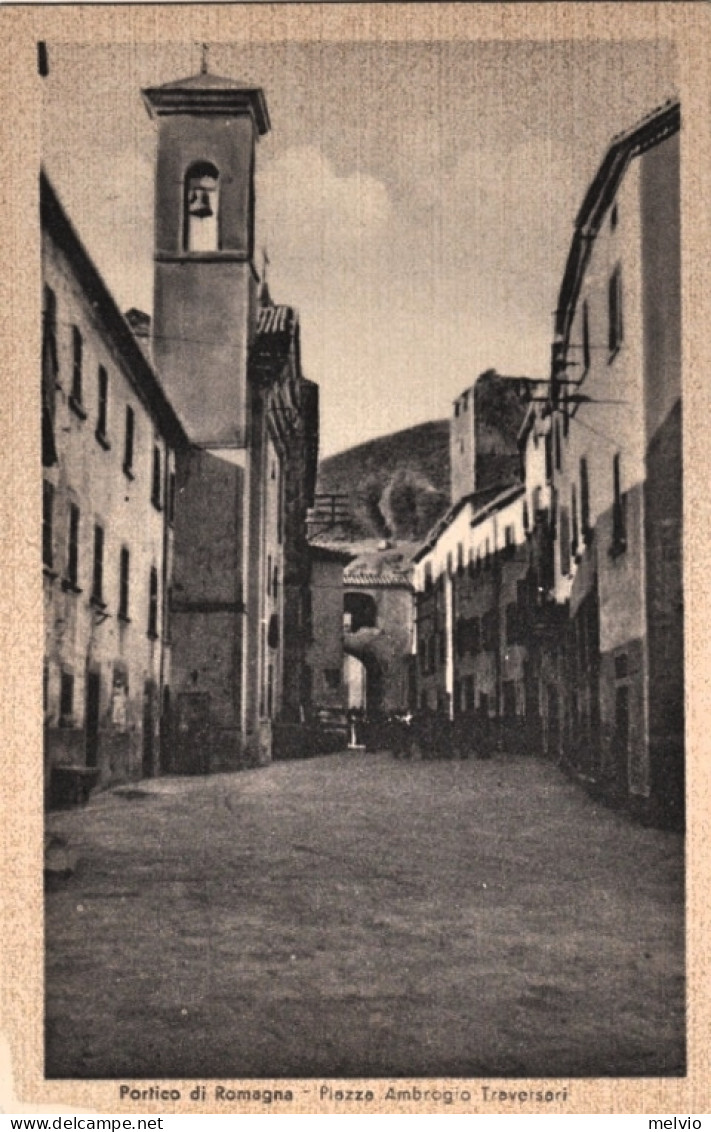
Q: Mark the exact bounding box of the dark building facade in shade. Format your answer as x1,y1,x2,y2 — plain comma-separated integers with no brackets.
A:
249,295,320,739
41,172,188,805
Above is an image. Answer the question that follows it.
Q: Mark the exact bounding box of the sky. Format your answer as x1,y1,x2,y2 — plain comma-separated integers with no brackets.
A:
41,39,677,456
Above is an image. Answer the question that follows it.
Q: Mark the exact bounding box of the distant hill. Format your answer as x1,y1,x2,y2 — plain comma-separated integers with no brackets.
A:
316,420,451,543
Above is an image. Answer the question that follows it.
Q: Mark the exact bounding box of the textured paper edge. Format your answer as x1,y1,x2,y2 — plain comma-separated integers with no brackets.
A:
1,1,709,1115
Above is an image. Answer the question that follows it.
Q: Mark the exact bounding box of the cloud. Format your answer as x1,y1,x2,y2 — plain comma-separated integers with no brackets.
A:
257,146,392,269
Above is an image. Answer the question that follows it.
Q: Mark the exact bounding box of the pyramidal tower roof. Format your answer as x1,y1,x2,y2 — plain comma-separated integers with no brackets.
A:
142,71,270,134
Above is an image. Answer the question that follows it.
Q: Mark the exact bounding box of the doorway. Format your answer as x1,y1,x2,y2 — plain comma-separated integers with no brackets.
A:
85,670,101,768
142,680,156,777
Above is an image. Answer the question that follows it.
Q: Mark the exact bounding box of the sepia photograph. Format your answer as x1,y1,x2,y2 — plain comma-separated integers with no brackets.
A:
4,0,709,1114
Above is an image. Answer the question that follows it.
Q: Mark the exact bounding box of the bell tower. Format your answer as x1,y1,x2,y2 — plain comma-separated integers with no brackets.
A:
143,71,270,446
142,70,271,771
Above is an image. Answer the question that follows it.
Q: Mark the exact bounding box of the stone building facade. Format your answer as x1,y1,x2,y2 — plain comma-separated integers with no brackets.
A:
42,172,187,803
542,100,683,824
450,370,535,505
342,570,414,717
411,100,683,826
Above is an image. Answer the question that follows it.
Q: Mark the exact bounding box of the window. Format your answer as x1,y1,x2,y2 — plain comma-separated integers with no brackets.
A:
96,366,109,445
424,562,433,593
267,553,272,597
454,401,460,418
506,602,523,645
60,671,74,726
184,161,219,252
611,453,627,556
277,473,284,544
168,470,176,525
123,406,135,477
459,616,481,655
119,547,130,619
344,592,377,632
456,618,466,658
544,430,553,482
267,665,274,717
151,446,162,509
92,524,105,604
608,265,623,357
580,457,591,542
559,505,571,576
42,286,59,467
148,566,159,638
571,484,579,558
273,565,279,598
457,543,464,575
463,675,475,712
70,325,84,408
523,497,530,534
554,419,561,471
482,609,497,652
66,502,80,589
582,299,591,374
42,480,54,568
324,668,341,690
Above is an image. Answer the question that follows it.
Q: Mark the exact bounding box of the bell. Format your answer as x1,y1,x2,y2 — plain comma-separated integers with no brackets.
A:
188,187,213,218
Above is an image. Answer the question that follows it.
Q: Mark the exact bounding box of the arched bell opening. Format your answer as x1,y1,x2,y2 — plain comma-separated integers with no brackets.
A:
184,161,220,252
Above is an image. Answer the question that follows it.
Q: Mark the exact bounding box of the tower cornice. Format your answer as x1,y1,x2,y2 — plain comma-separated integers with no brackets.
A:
142,73,270,135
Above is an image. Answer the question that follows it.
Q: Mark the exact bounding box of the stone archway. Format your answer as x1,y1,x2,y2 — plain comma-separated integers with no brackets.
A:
343,632,384,718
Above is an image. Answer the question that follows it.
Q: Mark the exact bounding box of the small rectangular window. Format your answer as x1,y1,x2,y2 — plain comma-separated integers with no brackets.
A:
43,480,54,568
324,668,341,690
267,664,274,717
168,471,176,525
60,671,74,726
582,299,591,373
506,602,521,645
151,446,162,509
580,457,591,541
123,406,135,476
568,486,579,556
71,326,83,404
277,469,284,545
92,524,104,603
119,547,130,619
611,453,627,555
67,502,80,588
148,566,159,638
559,504,571,576
608,265,623,357
267,553,272,597
96,366,109,441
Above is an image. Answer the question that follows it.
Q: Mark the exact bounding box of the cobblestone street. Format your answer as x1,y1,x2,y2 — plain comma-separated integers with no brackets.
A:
45,750,684,1079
